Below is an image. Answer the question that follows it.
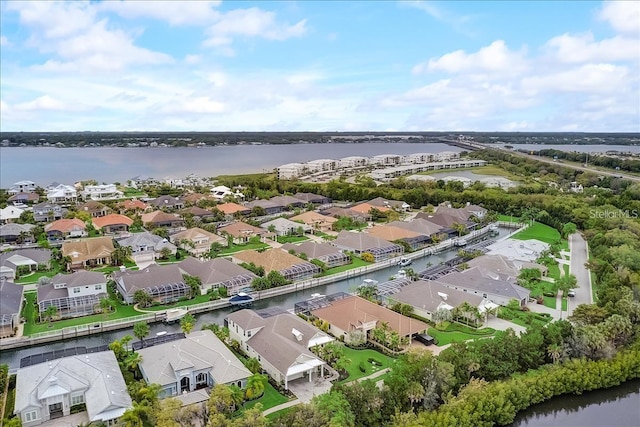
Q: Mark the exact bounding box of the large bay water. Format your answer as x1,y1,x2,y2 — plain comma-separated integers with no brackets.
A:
0,143,460,185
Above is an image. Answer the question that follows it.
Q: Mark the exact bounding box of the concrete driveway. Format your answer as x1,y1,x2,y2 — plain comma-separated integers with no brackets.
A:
486,317,527,335
568,233,592,317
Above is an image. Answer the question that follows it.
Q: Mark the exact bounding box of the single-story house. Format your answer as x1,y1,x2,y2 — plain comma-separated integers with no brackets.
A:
141,211,185,232
438,267,531,307
0,278,24,338
215,203,251,219
77,201,110,218
0,223,36,244
61,237,115,270
332,230,403,262
37,271,107,319
269,195,306,209
178,257,257,295
244,199,283,215
289,211,337,233
170,227,227,257
117,199,149,213
14,351,132,427
260,217,311,237
388,218,444,240
227,309,334,389
232,248,321,282
137,330,252,398
92,214,134,235
365,225,425,251
181,193,212,205
0,249,52,280
368,197,411,212
387,280,498,322
320,207,369,222
348,202,391,219
311,295,428,345
217,221,265,244
181,206,214,221
293,192,332,205
210,185,244,201
0,205,26,224
467,254,548,281
281,241,350,269
149,195,184,210
8,192,40,205
117,231,177,256
45,219,87,240
486,239,550,263
112,263,189,304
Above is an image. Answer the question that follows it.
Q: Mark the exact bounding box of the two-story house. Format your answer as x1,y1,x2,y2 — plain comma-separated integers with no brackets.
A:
81,184,123,201
33,202,67,222
37,271,107,319
45,219,87,241
169,227,227,257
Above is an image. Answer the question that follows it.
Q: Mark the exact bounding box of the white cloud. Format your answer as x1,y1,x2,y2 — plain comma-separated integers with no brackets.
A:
598,1,640,35
522,63,630,94
414,40,528,75
184,54,202,64
0,35,9,46
203,7,307,48
8,1,96,39
400,0,474,35
99,0,221,26
15,95,76,112
545,32,639,63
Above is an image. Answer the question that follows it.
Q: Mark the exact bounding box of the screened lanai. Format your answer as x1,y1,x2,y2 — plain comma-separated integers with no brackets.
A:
39,293,105,319
219,274,255,295
281,263,321,281
144,282,189,303
364,244,403,262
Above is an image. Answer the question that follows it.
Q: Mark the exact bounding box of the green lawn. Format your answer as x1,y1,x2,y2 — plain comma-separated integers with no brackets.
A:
499,307,552,329
512,222,562,245
498,214,520,222
543,296,557,309
143,294,213,311
15,270,58,284
547,264,561,280
561,298,568,312
322,257,371,276
218,241,270,255
265,406,296,421
274,235,309,244
417,165,524,181
339,347,395,384
428,323,496,346
241,379,289,412
122,188,147,197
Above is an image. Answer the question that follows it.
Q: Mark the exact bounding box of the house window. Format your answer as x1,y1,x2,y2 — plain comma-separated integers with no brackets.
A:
483,294,487,298
247,331,252,337
95,284,102,291
25,411,38,422
196,373,207,384
73,288,81,294
257,355,261,362
71,394,84,405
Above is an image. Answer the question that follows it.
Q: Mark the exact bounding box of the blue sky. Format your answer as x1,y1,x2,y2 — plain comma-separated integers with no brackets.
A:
1,1,638,132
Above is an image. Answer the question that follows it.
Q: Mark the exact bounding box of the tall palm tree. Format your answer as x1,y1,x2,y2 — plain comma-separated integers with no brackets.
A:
124,352,143,378
133,321,150,348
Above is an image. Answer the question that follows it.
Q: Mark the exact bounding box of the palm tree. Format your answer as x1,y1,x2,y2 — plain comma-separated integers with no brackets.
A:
180,313,196,334
133,321,150,348
245,357,262,374
121,334,133,354
208,242,224,259
547,344,562,364
244,373,267,400
229,384,245,410
124,351,143,378
99,297,113,319
43,305,58,324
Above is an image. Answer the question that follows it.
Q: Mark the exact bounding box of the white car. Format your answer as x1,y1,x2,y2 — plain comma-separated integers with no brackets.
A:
568,291,576,297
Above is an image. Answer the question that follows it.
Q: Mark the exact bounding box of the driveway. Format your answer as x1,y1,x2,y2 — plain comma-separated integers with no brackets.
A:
38,412,89,427
486,317,527,335
568,233,592,317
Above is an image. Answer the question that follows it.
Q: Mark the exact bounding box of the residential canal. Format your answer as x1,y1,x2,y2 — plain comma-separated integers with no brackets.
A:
0,227,511,370
510,379,640,427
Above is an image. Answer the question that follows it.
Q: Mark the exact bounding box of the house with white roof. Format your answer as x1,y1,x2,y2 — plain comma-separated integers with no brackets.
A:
486,239,550,263
277,163,307,179
0,205,25,224
338,156,369,169
306,159,337,173
210,185,244,200
227,309,334,389
9,180,37,195
46,184,77,203
14,351,132,427
81,184,123,201
137,330,252,398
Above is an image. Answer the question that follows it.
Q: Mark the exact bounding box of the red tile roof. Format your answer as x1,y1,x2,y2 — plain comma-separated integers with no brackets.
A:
92,214,134,229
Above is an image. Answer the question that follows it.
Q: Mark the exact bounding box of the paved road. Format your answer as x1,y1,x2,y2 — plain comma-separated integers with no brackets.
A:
568,233,592,317
496,148,640,183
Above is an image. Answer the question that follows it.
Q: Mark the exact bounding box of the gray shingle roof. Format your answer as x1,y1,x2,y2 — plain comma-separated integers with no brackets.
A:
137,330,251,387
439,267,531,300
281,241,344,259
112,263,184,294
333,230,399,252
15,351,132,422
0,248,52,269
389,280,484,313
117,231,177,253
0,279,24,325
178,257,256,286
0,223,35,237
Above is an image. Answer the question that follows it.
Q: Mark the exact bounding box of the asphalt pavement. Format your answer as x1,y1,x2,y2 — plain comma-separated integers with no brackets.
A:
567,233,592,317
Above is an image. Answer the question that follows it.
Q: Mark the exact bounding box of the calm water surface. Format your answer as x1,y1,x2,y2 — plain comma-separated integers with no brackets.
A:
0,143,460,185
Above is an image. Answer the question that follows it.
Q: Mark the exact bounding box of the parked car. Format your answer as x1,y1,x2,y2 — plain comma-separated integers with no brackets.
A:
568,291,576,297
414,333,436,346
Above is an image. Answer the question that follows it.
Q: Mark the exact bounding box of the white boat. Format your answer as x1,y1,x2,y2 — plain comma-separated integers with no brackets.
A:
397,257,412,267
156,331,167,337
165,308,188,323
310,293,325,299
454,238,468,247
229,292,254,306
391,269,408,280
360,278,378,287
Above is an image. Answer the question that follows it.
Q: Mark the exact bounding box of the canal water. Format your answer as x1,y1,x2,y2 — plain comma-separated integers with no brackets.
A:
0,227,511,370
510,379,640,427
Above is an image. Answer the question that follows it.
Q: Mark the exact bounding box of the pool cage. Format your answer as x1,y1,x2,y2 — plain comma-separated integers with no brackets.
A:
39,293,106,319
219,274,255,295
281,263,321,281
294,292,351,315
320,252,350,268
376,278,412,297
363,244,404,262
144,282,190,303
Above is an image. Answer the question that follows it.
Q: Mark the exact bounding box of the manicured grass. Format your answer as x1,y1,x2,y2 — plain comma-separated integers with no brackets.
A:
322,257,371,276
428,324,496,346
561,298,568,312
339,347,395,384
122,188,147,197
547,264,561,280
218,241,270,255
21,292,37,330
563,264,570,276
274,235,309,244
143,294,213,311
15,270,58,284
242,379,289,412
265,406,296,421
512,222,562,245
543,296,556,309
499,307,552,329
498,214,520,222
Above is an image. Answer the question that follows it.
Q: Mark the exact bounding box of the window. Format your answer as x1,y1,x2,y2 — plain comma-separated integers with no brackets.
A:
73,287,81,294
71,394,84,405
95,284,102,291
247,330,252,337
25,411,38,422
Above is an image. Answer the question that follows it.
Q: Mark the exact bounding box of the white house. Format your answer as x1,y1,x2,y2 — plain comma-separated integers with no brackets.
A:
0,205,25,224
338,156,369,169
9,180,37,195
14,351,132,427
371,154,402,166
210,185,244,200
81,184,123,201
37,271,107,319
306,159,337,173
46,184,78,203
277,163,307,179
